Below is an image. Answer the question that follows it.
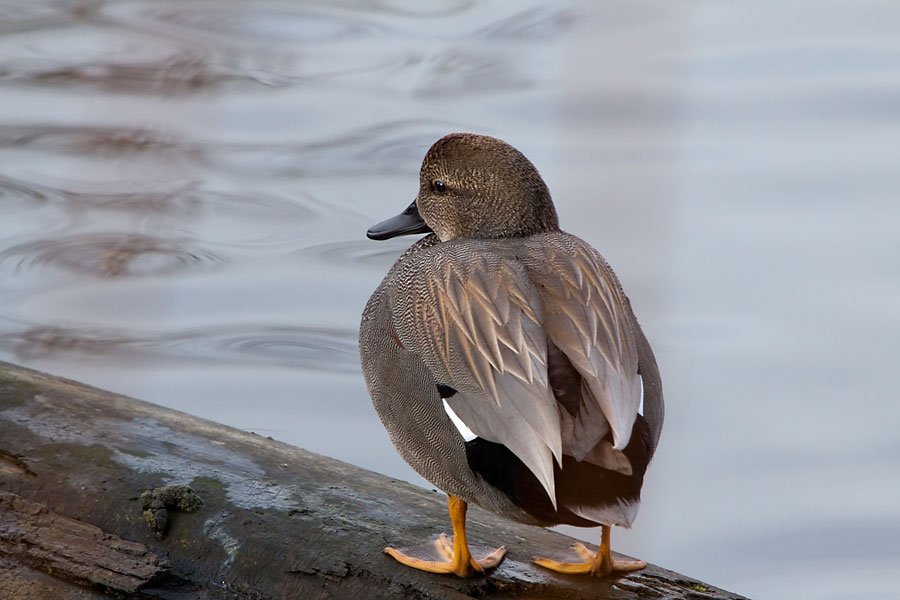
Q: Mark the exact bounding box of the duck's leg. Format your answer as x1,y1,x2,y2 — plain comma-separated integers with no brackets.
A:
533,524,646,577
384,495,506,577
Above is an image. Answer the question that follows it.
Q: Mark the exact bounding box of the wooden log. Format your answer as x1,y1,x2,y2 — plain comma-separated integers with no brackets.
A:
0,491,168,592
0,361,746,599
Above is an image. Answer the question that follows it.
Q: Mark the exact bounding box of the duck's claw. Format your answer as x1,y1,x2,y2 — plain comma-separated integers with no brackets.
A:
385,533,505,577
533,552,646,576
533,525,646,577
384,496,506,578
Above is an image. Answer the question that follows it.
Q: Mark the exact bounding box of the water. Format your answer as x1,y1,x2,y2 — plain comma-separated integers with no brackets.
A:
1,1,899,597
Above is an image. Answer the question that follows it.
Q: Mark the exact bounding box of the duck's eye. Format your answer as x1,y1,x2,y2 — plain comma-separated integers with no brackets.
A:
432,180,447,194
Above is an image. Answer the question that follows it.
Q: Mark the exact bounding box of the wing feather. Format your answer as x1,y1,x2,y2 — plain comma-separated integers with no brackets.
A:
523,235,641,455
390,234,641,504
392,244,562,505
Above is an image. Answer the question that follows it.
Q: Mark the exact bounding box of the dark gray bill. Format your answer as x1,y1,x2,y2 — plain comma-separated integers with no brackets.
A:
366,200,432,240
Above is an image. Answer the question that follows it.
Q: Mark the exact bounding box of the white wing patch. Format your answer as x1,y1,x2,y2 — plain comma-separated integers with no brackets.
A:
638,375,644,416
442,399,478,442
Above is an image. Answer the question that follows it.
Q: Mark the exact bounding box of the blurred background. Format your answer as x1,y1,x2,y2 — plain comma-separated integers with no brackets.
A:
1,1,899,597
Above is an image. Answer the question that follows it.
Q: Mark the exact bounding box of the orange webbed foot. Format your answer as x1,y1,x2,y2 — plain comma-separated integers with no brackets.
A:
533,525,646,577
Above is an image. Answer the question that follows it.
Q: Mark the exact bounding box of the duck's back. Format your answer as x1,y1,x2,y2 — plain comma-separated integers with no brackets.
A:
359,231,663,528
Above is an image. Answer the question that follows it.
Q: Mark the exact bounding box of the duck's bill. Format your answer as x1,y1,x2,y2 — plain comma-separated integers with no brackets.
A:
366,200,433,240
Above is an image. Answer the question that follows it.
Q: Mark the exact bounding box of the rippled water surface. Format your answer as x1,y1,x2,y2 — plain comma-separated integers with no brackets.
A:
2,2,899,597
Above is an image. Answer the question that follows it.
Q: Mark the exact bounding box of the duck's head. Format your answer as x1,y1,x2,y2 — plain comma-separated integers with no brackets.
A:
367,133,559,242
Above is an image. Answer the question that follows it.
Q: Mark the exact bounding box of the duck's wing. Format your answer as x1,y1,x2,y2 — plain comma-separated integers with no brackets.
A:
522,233,642,458
390,243,562,505
634,308,664,458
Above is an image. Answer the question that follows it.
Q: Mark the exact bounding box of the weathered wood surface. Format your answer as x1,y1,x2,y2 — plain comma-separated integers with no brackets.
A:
0,361,746,599
0,491,168,592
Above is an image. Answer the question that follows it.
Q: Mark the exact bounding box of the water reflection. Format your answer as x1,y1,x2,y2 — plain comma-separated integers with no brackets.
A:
4,324,358,374
0,170,330,225
0,124,203,158
0,173,51,206
0,233,224,278
133,5,388,42
0,1,898,599
0,120,446,176
209,120,449,177
474,7,575,38
297,239,413,267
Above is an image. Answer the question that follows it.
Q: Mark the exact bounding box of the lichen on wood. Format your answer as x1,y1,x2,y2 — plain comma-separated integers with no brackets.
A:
141,484,203,539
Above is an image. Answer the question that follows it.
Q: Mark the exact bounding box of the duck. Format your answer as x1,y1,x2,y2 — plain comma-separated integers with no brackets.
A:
359,133,664,578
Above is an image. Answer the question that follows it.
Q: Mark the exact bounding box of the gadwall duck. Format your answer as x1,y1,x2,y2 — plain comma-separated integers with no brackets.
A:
359,133,663,577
